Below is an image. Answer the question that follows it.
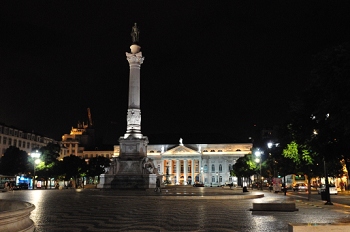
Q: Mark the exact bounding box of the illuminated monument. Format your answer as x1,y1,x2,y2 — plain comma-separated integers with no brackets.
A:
98,23,158,189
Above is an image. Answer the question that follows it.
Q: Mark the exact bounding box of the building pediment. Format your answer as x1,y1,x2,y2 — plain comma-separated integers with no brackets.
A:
163,145,199,155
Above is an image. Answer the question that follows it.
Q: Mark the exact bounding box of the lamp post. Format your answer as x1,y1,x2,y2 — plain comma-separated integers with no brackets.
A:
324,159,333,205
216,172,219,184
255,150,262,190
31,150,41,190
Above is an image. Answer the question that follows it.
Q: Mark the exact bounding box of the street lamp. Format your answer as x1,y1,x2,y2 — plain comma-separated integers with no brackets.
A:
31,150,41,190
323,159,333,205
255,150,262,190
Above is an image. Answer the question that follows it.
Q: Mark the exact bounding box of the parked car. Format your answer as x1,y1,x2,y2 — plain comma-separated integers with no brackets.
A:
193,182,204,187
293,184,308,191
13,183,29,190
318,184,337,195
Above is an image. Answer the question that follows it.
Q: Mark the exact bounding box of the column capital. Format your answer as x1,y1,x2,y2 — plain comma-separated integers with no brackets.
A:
126,52,144,65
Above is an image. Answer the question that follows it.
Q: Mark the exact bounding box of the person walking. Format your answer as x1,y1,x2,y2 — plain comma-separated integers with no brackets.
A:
155,178,161,193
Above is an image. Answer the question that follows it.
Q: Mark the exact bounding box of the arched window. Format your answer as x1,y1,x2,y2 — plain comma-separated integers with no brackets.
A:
219,164,222,172
204,164,208,173
211,164,215,172
229,164,232,170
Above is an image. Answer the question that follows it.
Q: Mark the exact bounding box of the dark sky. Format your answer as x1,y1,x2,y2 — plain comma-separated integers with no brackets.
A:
1,1,350,144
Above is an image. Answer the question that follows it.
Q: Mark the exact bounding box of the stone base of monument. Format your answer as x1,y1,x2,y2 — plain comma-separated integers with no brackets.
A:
288,223,350,232
250,202,298,211
0,200,35,232
97,173,157,189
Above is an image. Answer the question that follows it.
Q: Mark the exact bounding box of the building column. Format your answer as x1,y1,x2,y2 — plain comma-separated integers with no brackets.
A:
224,159,228,184
169,160,173,175
160,159,165,175
191,159,195,184
68,144,72,155
198,158,202,183
75,143,78,156
184,159,188,185
209,159,212,185
176,159,180,185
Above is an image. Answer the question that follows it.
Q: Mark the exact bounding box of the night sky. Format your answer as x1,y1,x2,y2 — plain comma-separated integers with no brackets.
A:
1,1,350,144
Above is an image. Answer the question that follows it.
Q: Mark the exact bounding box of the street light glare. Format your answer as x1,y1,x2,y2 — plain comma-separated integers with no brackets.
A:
255,151,261,157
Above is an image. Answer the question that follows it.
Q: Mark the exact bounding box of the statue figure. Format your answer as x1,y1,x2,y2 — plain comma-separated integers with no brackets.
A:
107,158,117,174
142,157,158,174
131,23,140,44
179,138,183,145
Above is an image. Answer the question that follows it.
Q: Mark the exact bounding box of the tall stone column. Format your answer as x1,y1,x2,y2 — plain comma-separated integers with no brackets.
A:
98,23,156,189
124,46,144,139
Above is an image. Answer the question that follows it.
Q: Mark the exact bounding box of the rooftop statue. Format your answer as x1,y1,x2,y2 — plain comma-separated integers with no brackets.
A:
131,23,140,44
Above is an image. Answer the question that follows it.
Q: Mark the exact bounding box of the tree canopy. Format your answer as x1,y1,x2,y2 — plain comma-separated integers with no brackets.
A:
0,146,29,175
282,42,350,180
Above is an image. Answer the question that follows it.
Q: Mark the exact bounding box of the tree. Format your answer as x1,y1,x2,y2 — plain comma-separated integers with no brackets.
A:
61,155,88,188
0,146,29,175
87,156,110,184
232,154,257,187
283,42,350,195
35,143,61,188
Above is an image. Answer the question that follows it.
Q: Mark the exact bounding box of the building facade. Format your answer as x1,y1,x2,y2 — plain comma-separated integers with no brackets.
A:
100,139,252,186
146,140,252,186
0,123,65,157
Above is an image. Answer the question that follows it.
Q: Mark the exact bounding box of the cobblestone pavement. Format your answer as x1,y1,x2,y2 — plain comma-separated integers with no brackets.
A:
1,186,350,232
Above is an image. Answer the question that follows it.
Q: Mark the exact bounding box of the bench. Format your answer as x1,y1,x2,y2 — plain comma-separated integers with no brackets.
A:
288,223,350,232
251,202,298,211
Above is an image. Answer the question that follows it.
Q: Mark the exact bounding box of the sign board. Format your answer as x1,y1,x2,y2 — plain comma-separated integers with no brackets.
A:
273,177,282,192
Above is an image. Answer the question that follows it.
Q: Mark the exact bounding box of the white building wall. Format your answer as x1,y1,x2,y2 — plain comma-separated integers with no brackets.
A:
0,123,60,157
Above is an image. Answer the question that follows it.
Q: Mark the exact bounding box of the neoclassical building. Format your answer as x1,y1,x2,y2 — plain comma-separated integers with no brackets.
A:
59,121,252,186
103,139,252,186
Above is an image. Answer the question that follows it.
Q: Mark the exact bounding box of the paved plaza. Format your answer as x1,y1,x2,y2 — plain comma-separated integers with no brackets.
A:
1,186,350,232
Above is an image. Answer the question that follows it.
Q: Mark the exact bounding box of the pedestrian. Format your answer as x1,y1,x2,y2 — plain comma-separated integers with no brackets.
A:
340,181,344,191
155,178,161,192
